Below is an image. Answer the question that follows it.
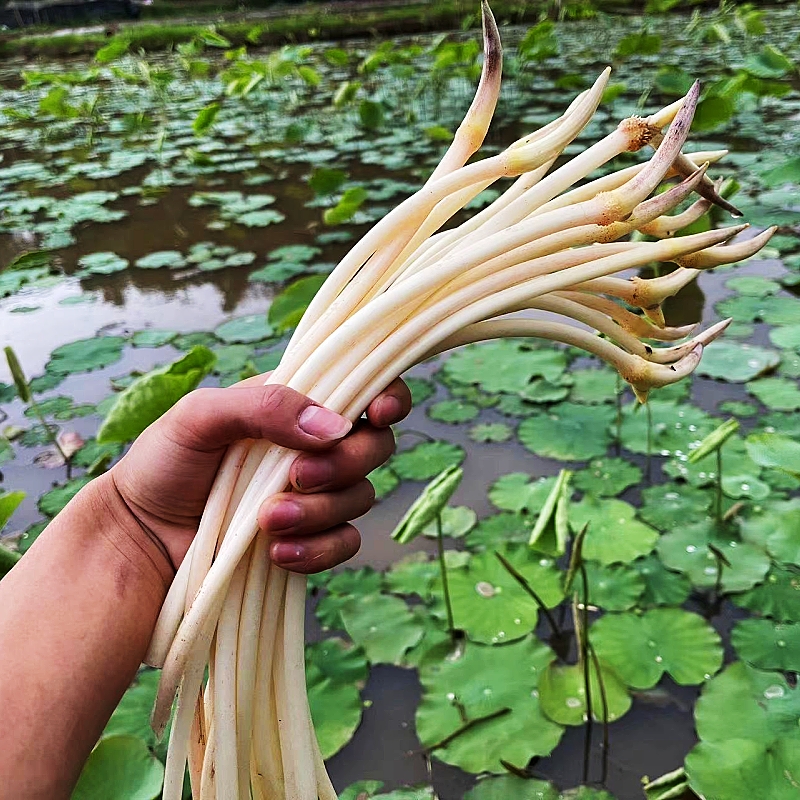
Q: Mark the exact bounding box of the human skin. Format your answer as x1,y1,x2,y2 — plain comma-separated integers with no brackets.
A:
0,378,411,800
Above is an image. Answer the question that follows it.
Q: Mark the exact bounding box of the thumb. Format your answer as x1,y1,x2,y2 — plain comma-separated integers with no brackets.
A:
166,385,352,453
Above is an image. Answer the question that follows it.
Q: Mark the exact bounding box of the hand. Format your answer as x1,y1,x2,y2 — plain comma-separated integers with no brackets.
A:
108,377,411,575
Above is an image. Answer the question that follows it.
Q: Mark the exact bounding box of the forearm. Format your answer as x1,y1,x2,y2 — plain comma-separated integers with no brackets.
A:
0,474,173,800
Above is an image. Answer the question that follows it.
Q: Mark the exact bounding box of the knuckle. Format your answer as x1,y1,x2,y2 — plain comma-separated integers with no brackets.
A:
257,386,293,421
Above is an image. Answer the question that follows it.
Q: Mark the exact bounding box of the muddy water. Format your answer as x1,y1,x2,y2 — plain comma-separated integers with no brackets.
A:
0,18,797,799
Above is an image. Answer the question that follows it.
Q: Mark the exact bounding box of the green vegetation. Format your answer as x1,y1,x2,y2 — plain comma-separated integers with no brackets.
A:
1,2,799,797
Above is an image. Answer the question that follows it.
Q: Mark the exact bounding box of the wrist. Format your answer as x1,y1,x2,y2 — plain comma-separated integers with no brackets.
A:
83,472,176,596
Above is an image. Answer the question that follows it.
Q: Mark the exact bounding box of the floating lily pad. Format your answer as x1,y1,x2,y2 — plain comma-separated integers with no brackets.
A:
663,434,754,488
134,250,185,269
632,556,692,607
433,545,563,644
488,473,558,515
307,638,368,758
696,341,780,382
421,506,477,539
538,660,631,726
739,498,800,564
658,520,771,592
72,736,163,800
465,776,559,800
768,324,800,352
591,608,723,689
685,662,800,800
104,670,161,751
214,315,273,344
716,294,800,326
620,401,715,457
576,562,645,611
469,422,513,443
368,465,399,499
390,441,465,481
746,433,800,477
573,457,642,498
465,512,533,551
416,637,562,774
405,377,435,405
571,497,658,565
428,400,479,424
569,368,619,404
731,618,800,672
639,483,712,531
519,404,614,461
76,251,129,276
732,565,800,622
46,336,126,374
268,274,326,333
726,276,781,297
747,376,800,411
131,329,177,348
340,592,423,665
38,476,92,517
443,340,567,395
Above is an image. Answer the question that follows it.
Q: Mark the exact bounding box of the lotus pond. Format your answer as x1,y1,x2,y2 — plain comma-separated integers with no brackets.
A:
1,5,800,799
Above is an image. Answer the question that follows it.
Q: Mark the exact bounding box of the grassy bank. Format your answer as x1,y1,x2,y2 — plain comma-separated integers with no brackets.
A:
0,0,658,60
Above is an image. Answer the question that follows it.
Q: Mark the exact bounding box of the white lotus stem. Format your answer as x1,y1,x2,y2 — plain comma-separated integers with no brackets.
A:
677,226,776,268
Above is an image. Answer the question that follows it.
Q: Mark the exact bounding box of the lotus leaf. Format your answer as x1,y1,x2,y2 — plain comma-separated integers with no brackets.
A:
469,422,513,443
639,483,712,530
135,250,186,270
428,400,479,424
519,404,615,461
421,505,477,539
746,432,800,477
104,670,161,751
268,275,327,333
442,340,567,395
591,608,723,689
307,638,367,758
71,736,163,800
696,340,780,382
538,660,631,725
726,275,781,297
214,315,273,344
46,336,126,375
620,401,715,457
488,473,558,515
769,324,800,352
658,520,771,592
367,466,399,499
733,565,800,622
663,434,754,488
739,498,800,564
131,330,177,348
465,512,532,551
416,637,562,773
340,593,423,665
0,490,25,531
632,556,691,607
573,457,642,498
340,782,384,800
431,545,562,644
405,377,435,405
747,376,800,411
731,618,800,672
76,251,129,276
576,562,645,611
685,662,800,800
717,294,800,326
38,476,92,517
571,497,658,565
465,776,559,800
390,441,465,481
98,347,215,443
568,368,618,404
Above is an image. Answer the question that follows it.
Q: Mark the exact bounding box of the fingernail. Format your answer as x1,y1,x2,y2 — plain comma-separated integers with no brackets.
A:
266,500,302,532
298,406,351,440
271,542,304,565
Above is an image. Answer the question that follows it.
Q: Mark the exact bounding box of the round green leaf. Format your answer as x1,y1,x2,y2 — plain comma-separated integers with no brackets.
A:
405,377,435,405
390,441,465,481
428,399,479,424
726,276,781,297
465,512,532,552
591,608,723,689
307,638,368,758
568,368,618,404
740,498,800,564
685,662,800,800
620,400,715,457
421,505,477,539
573,457,642,498
469,422,513,443
268,274,326,332
747,377,800,411
576,562,645,611
696,341,780,382
38,477,92,517
131,329,177,348
519,404,614,461
77,251,129,275
72,736,164,800
632,556,691,607
769,324,800,351
46,336,126,374
214,314,273,344
732,565,800,622
732,618,800,672
538,661,631,726
465,776,559,800
433,545,563,644
488,473,557,515
416,637,563,774
135,250,185,269
658,520,771,592
443,340,567,395
368,466,399,499
745,432,800,477
639,483,712,531
104,670,161,750
571,497,658,565
340,593,423,665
